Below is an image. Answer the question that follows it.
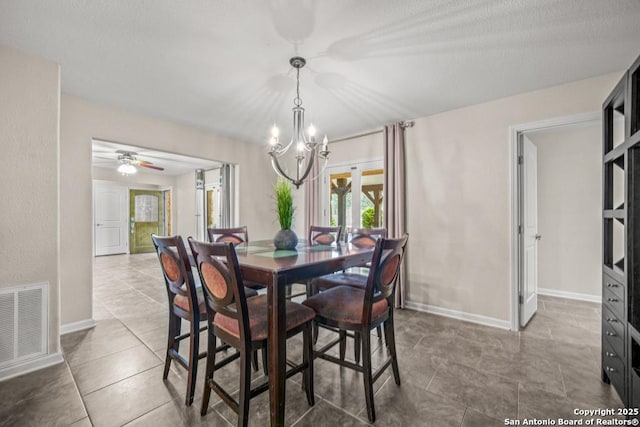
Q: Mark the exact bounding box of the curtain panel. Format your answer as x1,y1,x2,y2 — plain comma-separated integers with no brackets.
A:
383,123,407,308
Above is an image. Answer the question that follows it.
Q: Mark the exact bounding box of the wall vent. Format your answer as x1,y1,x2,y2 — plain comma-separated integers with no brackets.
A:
0,283,48,368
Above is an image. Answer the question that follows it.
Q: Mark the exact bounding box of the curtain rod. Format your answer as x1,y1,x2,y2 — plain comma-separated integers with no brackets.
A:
329,121,414,144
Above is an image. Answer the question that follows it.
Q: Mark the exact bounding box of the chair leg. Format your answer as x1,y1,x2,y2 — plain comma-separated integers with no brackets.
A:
201,331,217,416
376,325,383,341
238,347,252,427
262,348,268,377
186,319,199,406
251,350,259,372
164,313,180,380
362,330,376,423
339,330,347,361
354,332,361,364
303,322,315,406
384,316,401,386
308,283,320,345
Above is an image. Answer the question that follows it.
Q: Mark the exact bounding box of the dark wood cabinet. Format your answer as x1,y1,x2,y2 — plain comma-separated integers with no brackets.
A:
602,52,640,408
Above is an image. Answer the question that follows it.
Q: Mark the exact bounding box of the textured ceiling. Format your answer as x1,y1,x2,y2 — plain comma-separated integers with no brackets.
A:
1,0,640,145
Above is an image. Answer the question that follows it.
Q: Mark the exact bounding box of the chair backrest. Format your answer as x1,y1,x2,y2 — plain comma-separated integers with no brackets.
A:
362,234,409,322
207,226,248,245
188,238,251,342
308,225,342,245
346,227,387,248
151,234,199,315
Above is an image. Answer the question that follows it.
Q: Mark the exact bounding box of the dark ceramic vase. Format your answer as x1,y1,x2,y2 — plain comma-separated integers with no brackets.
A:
273,229,298,250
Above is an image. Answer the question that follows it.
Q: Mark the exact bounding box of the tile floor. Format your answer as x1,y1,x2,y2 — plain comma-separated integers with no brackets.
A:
0,253,622,426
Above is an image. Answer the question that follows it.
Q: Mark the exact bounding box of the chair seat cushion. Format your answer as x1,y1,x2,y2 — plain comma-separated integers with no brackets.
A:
173,287,207,316
311,272,368,291
214,295,315,341
302,285,388,326
174,287,258,316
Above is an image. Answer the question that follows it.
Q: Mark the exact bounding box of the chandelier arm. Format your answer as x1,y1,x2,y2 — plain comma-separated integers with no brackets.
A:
294,149,317,188
271,156,293,182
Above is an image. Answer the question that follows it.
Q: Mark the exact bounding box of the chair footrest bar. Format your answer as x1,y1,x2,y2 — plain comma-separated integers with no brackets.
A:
210,380,239,414
169,350,189,370
315,352,362,372
372,358,392,383
213,351,241,370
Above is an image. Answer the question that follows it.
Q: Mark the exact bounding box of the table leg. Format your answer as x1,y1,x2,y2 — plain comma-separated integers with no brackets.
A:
268,272,286,426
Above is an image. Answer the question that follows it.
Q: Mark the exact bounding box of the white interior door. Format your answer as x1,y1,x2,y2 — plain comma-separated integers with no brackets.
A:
520,135,539,326
94,183,128,256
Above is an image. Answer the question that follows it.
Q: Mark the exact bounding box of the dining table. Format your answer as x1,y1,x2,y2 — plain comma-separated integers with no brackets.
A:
232,239,375,426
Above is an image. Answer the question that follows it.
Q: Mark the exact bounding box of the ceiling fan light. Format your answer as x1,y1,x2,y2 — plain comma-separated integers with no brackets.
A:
117,163,137,175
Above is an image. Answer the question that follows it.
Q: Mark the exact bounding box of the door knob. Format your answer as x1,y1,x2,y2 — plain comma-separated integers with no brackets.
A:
535,234,542,241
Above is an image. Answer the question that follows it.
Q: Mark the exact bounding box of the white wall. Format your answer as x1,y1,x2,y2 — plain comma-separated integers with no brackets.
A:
317,72,621,325
526,123,602,298
60,95,277,326
0,44,60,354
175,172,197,238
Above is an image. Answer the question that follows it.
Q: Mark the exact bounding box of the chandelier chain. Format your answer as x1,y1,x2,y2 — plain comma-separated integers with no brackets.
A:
294,67,302,107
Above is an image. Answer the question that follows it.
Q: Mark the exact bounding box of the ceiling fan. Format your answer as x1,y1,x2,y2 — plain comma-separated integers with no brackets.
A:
114,151,165,175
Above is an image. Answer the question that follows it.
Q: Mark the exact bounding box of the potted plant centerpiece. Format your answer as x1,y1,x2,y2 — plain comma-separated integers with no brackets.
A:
273,177,298,250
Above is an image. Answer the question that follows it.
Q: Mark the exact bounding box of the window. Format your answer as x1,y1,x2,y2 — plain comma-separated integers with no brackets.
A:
323,160,384,229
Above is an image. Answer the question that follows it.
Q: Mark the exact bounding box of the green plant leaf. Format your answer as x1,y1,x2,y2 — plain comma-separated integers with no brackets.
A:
274,177,294,230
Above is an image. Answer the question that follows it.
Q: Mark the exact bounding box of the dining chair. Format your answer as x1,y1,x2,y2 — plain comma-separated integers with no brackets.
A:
308,227,387,356
208,226,266,291
151,234,209,406
207,226,249,245
308,225,343,245
302,234,408,423
189,238,316,427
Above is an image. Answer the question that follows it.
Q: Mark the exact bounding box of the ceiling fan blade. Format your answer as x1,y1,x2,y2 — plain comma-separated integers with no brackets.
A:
138,163,165,171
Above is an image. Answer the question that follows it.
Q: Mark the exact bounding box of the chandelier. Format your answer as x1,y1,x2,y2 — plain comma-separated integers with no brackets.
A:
269,57,329,188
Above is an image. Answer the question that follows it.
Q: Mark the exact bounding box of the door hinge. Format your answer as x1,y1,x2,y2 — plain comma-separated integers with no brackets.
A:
518,155,523,165
519,295,524,304
518,225,523,234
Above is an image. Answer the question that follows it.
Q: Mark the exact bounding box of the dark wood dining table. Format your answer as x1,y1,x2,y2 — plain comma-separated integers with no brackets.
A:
233,239,374,426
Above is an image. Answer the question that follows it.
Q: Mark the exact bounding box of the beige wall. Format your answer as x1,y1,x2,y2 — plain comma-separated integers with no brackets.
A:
60,96,277,326
405,72,621,323
317,72,621,324
0,45,60,353
526,123,602,298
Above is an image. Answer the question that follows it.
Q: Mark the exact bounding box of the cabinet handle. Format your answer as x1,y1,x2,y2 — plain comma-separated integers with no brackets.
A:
605,351,616,358
607,283,620,288
607,297,619,302
606,331,617,336
606,366,616,373
606,318,618,323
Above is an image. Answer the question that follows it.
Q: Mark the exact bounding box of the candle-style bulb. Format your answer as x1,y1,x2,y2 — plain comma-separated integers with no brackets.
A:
271,125,279,138
308,124,316,137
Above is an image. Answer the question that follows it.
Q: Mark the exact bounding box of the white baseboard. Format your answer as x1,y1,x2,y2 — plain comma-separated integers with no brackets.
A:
404,300,511,330
538,288,601,303
0,352,64,382
60,319,96,335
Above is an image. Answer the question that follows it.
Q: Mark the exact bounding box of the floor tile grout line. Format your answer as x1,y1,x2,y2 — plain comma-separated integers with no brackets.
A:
63,358,93,427
322,396,374,425
80,364,162,398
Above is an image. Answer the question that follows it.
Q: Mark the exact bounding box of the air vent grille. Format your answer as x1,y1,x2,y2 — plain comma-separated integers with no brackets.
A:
0,284,47,368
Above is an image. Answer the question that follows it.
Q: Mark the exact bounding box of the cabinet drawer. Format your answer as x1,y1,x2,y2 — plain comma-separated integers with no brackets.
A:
603,305,625,358
603,273,624,301
604,279,625,319
603,337,626,402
